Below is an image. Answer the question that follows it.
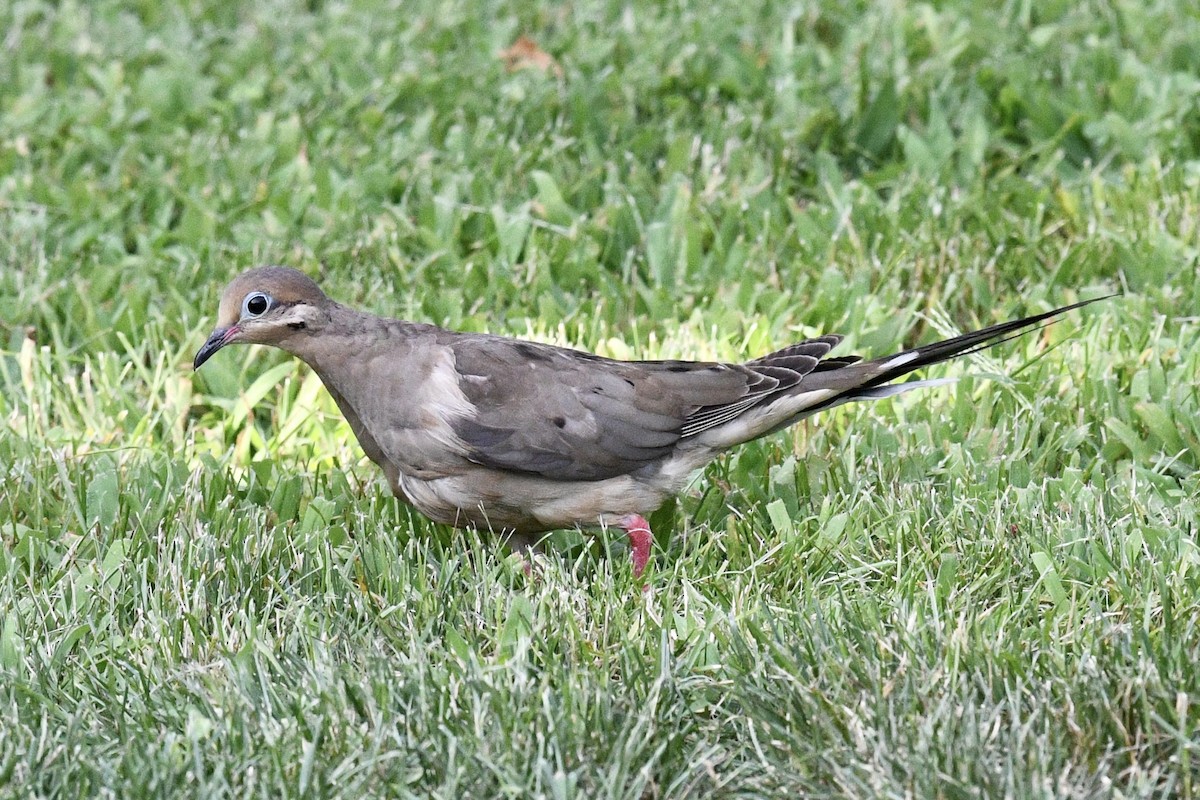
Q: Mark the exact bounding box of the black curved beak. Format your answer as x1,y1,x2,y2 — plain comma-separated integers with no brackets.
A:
193,327,234,370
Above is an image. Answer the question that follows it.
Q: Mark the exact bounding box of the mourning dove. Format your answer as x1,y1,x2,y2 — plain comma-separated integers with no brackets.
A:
194,266,1103,577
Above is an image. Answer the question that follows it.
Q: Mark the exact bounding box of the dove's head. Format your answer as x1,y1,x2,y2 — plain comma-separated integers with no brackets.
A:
193,266,331,369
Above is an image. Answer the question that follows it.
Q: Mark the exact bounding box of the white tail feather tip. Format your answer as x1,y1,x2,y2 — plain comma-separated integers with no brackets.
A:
855,377,958,399
880,350,921,370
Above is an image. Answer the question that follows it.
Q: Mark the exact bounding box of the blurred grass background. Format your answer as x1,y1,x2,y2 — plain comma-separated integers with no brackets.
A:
1,0,1197,797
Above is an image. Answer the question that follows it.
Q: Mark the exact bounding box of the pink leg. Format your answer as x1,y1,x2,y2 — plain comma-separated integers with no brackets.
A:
620,514,653,578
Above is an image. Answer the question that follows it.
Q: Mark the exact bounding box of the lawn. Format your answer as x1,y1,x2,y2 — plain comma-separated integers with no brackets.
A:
1,0,1198,797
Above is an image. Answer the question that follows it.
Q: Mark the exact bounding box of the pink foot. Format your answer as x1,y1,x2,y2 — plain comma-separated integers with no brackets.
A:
620,514,653,579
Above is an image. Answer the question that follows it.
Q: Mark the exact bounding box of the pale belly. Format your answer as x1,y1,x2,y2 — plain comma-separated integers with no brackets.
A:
390,453,707,534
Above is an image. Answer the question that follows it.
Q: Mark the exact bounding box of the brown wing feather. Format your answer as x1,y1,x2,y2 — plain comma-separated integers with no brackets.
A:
449,336,749,480
448,333,859,478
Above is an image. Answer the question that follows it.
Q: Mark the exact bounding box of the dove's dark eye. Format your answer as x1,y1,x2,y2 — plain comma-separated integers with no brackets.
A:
242,292,272,318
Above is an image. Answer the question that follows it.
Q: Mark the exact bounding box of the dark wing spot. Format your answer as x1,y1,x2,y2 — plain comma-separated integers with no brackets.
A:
514,342,553,362
667,365,690,373
552,416,566,428
454,419,515,448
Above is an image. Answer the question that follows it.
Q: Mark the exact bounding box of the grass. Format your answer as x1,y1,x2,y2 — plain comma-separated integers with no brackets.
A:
1,0,1198,796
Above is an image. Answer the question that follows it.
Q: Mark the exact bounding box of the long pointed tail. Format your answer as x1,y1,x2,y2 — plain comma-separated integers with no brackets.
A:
866,295,1110,385
812,294,1114,410
684,294,1112,447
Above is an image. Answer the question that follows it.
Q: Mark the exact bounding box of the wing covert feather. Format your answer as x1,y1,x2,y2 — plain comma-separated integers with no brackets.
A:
445,333,848,479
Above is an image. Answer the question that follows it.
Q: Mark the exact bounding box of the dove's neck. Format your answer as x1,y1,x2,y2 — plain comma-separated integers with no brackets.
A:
277,304,426,373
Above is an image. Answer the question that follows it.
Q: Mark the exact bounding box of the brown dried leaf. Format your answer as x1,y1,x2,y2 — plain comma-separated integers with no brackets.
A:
499,36,563,78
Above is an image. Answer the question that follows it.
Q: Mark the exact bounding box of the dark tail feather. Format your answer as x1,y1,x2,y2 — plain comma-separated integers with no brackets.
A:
860,294,1114,389
694,293,1111,443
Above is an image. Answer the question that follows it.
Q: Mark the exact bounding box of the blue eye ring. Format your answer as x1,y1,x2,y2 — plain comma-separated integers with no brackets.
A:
242,292,273,319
